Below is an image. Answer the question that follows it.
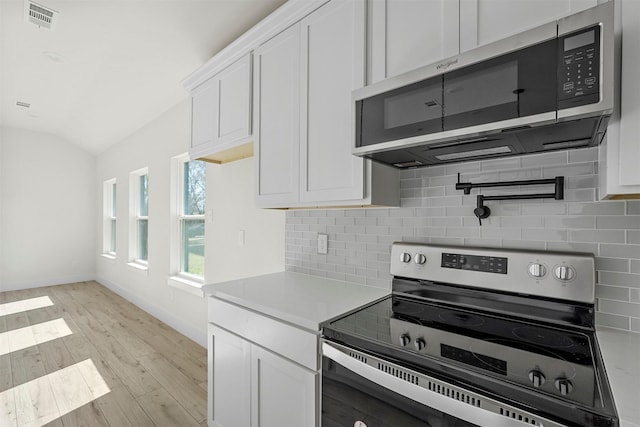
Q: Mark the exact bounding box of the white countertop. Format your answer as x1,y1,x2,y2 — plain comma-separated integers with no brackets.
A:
203,271,390,331
597,327,640,427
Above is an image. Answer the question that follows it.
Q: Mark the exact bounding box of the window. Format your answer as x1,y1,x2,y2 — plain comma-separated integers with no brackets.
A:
103,179,117,257
170,154,206,286
129,168,149,268
180,160,206,277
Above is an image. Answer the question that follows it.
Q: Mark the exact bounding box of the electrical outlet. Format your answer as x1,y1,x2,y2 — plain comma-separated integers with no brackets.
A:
318,233,328,254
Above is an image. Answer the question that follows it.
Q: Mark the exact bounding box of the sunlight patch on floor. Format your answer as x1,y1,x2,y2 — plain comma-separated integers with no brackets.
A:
0,297,54,317
0,318,73,357
0,358,110,427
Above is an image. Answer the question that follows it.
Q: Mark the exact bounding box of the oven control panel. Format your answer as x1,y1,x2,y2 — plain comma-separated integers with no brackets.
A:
391,243,595,303
441,253,507,274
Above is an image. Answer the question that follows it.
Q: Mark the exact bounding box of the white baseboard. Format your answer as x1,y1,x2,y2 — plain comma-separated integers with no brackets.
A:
95,275,207,347
0,274,96,292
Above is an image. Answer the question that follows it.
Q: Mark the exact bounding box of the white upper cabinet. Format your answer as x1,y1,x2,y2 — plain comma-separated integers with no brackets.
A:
216,54,252,147
254,24,301,207
191,78,218,150
254,0,399,208
369,0,460,83
299,0,366,203
189,53,253,163
600,0,640,198
459,0,598,52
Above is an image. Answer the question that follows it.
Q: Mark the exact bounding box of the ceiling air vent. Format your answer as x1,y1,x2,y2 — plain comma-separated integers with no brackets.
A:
24,1,58,30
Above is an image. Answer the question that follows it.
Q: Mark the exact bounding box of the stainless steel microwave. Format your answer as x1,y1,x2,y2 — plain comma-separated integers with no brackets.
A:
353,2,614,168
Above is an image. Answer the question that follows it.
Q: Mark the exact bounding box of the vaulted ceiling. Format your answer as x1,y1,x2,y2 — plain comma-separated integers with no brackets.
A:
0,0,286,154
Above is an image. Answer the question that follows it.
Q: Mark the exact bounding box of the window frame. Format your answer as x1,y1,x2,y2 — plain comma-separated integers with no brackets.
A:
102,178,117,258
169,154,206,287
128,167,149,269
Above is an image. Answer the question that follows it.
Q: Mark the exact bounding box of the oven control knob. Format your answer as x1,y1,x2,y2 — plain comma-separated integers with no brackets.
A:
399,334,411,347
400,252,412,263
528,263,547,278
554,265,575,281
528,370,546,388
414,338,426,351
554,378,574,396
414,254,427,265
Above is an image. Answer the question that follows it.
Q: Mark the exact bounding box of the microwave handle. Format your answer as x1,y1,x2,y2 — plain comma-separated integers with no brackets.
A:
322,341,560,427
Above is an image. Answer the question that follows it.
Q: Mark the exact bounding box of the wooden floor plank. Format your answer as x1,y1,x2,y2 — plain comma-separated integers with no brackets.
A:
136,388,202,427
139,352,207,423
96,386,155,427
0,281,207,427
58,401,109,427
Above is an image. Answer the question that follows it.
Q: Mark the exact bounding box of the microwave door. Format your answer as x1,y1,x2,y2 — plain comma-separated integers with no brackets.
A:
357,75,443,148
443,39,558,132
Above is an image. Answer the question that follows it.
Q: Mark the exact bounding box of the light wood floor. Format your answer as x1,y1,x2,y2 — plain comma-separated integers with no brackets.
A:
0,281,207,427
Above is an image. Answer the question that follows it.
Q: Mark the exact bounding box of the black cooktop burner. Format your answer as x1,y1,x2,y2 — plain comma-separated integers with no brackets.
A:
513,325,577,349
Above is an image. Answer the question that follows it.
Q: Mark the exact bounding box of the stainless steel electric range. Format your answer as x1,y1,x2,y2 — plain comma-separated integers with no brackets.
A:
321,243,618,427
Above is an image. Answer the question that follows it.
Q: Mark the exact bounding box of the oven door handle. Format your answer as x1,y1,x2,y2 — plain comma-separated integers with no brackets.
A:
322,342,553,427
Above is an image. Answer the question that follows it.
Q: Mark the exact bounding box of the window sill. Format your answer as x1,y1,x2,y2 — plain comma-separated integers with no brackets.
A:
168,275,204,298
127,262,149,275
101,253,116,261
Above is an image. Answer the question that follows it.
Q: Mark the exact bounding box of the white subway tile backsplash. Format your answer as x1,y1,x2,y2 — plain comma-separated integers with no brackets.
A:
595,284,630,301
521,151,567,167
285,147,640,333
522,228,568,242
599,272,640,288
628,231,640,244
545,216,596,229
627,201,640,215
595,257,630,272
569,230,626,244
597,216,640,229
596,312,630,330
600,244,640,259
568,201,625,215
598,300,640,317
568,147,598,163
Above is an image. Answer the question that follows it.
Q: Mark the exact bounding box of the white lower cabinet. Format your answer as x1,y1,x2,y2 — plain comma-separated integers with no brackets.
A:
209,324,251,427
251,346,317,427
208,298,319,427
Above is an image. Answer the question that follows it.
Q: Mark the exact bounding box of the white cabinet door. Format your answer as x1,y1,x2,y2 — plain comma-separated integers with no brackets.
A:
600,0,640,197
251,346,318,427
299,0,366,203
216,54,253,146
459,0,599,52
369,0,460,83
254,25,301,207
618,0,640,187
189,54,252,161
191,78,218,149
209,324,251,427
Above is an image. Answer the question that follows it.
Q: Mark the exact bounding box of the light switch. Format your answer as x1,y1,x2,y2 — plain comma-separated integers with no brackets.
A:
238,230,245,246
318,233,328,254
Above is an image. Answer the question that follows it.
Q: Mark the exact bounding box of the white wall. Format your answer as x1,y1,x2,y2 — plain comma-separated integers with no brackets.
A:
95,100,285,346
205,158,285,284
0,127,96,291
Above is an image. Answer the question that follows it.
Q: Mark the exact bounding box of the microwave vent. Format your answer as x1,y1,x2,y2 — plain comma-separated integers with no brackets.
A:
24,1,58,30
434,146,512,161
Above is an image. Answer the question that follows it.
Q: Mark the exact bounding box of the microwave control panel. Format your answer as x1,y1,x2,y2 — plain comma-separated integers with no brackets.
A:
558,25,601,109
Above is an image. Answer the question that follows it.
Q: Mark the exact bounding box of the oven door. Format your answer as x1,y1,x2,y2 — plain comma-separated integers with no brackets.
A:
322,341,565,427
